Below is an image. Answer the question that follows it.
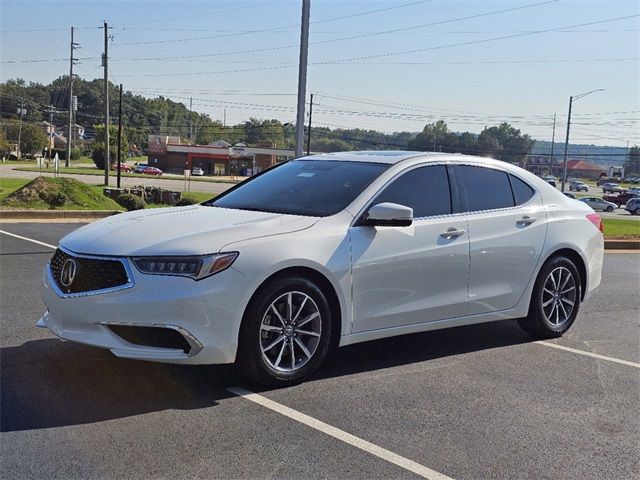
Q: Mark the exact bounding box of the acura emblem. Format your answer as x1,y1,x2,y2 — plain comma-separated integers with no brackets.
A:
60,259,77,287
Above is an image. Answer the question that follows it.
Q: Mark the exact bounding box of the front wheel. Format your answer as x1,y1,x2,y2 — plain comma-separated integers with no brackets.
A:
237,276,333,386
518,256,581,337
606,206,614,212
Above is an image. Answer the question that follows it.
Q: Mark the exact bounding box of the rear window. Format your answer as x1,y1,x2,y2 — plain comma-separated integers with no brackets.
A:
509,174,535,205
458,165,514,211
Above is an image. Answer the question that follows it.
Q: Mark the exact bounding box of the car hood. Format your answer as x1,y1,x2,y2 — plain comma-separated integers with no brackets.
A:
59,205,319,256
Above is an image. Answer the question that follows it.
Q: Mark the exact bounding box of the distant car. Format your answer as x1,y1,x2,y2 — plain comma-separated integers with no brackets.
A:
625,198,640,215
602,183,624,194
543,175,556,187
580,197,616,212
603,192,640,207
563,192,577,199
133,163,149,174
569,181,588,192
141,166,163,176
191,167,204,176
627,186,640,194
110,162,132,172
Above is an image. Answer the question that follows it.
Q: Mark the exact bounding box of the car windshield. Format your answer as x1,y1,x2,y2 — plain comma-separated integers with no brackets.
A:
207,160,389,217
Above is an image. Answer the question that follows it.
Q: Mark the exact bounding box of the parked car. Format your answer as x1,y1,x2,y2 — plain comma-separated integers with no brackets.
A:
141,166,163,176
625,198,640,215
627,186,640,194
563,192,577,199
601,183,624,194
569,181,588,192
133,163,149,173
579,196,617,212
543,175,556,187
38,152,604,385
110,162,132,172
191,167,204,176
603,192,640,207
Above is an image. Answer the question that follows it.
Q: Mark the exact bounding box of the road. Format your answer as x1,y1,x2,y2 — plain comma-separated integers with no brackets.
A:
1,223,638,479
0,163,233,196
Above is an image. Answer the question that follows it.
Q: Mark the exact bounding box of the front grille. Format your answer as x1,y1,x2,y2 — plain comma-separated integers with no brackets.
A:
49,248,129,294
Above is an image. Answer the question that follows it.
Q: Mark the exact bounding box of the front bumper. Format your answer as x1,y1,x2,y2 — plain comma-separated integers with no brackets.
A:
40,258,251,365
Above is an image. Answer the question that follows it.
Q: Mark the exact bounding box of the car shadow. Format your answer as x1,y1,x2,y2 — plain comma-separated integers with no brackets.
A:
1,320,533,432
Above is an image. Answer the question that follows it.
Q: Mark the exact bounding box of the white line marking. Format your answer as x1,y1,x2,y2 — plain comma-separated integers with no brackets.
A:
0,229,56,249
227,387,453,480
535,341,640,368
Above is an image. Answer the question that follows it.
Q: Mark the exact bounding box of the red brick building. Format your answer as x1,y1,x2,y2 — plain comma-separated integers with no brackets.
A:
147,136,296,176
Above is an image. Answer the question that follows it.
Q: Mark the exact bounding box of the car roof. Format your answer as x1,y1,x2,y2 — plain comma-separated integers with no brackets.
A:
303,150,450,164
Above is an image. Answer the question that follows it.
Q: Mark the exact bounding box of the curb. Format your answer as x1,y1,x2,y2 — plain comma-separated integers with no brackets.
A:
604,239,640,250
0,210,121,220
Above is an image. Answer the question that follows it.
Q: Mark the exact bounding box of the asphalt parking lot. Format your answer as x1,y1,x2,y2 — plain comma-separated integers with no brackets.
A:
1,223,638,480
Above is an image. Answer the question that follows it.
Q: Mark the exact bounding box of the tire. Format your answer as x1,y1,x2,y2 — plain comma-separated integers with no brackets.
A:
635,209,640,216
606,206,614,212
518,256,581,338
236,276,333,386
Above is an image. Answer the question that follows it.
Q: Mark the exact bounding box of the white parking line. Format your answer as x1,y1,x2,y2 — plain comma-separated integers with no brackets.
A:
227,387,453,480
535,341,640,368
0,229,56,249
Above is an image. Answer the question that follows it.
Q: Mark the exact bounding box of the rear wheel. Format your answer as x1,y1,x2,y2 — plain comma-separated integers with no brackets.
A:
518,256,581,337
237,276,332,386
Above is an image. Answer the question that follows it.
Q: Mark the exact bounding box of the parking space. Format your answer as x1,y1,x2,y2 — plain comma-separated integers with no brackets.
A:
1,223,638,479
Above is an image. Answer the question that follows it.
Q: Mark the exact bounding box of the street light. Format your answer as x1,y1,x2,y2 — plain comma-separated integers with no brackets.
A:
560,88,605,191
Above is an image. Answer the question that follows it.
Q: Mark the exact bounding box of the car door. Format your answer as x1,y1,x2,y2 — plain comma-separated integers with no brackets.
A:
456,165,547,315
349,164,469,333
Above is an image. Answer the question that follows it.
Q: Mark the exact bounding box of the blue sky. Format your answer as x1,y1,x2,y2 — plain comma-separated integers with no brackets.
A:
1,0,638,146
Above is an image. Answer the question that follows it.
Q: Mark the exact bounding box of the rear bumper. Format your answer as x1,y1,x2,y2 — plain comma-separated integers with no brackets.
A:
40,261,251,365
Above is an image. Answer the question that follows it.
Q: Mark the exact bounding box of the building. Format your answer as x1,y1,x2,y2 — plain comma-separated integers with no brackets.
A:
564,159,606,179
147,135,296,175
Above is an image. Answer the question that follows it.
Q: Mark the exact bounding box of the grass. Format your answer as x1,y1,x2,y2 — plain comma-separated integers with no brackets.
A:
602,218,640,239
0,178,31,201
0,177,123,211
12,166,240,184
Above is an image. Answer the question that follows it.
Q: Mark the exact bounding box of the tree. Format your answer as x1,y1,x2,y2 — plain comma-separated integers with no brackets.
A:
2,120,48,156
477,123,533,164
91,124,128,170
624,146,640,175
408,120,452,151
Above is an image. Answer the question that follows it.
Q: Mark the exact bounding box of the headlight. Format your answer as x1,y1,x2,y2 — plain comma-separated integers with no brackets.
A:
132,252,238,280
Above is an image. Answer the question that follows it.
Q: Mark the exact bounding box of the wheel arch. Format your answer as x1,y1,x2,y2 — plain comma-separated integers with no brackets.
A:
240,266,344,350
541,247,588,301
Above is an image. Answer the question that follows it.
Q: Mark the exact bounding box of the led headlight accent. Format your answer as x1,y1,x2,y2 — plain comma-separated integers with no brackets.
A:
132,252,238,280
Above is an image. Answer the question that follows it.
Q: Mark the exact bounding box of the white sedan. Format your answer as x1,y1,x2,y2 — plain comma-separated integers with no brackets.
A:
39,151,604,385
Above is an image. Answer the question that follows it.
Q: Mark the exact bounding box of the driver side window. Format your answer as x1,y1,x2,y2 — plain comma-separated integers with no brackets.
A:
373,165,452,218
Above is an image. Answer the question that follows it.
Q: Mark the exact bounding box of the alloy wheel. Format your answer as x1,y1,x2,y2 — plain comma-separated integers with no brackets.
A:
259,291,322,372
541,266,577,327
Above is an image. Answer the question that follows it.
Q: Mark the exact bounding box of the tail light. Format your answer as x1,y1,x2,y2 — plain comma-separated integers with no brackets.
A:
586,213,604,233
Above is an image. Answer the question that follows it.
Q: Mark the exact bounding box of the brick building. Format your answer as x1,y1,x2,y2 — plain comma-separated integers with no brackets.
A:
147,135,296,176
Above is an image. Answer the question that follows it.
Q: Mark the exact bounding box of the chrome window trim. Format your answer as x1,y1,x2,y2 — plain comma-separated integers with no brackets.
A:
47,245,135,298
99,321,204,357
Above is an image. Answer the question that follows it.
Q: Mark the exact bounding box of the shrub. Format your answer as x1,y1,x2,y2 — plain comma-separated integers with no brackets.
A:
39,190,68,208
116,193,146,211
176,198,197,206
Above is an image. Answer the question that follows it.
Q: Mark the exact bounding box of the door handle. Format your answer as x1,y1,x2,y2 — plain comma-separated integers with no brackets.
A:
517,215,536,226
440,228,465,239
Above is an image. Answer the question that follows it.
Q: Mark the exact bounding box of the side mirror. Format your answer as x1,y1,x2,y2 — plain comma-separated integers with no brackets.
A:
359,202,413,227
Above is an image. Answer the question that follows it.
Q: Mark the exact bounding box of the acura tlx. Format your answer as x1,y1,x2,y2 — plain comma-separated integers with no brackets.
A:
39,151,604,385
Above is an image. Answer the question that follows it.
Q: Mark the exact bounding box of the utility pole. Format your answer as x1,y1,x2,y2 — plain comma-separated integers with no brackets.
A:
223,109,227,128
549,113,556,175
66,26,78,167
189,97,193,144
561,89,604,192
117,84,123,189
103,21,110,186
16,99,25,160
294,0,311,158
306,93,313,156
